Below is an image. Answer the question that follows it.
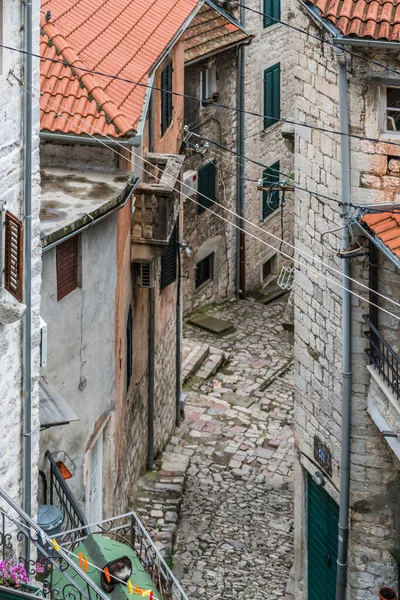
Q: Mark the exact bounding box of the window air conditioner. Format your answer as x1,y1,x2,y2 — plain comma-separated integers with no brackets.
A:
182,170,198,201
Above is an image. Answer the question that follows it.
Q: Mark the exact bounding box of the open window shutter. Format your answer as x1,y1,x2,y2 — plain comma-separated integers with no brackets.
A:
262,161,280,219
273,0,281,22
160,223,177,290
4,211,23,302
198,161,216,213
56,237,78,301
264,0,280,26
264,64,280,128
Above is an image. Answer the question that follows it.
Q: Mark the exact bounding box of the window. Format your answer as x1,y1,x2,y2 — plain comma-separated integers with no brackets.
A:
262,161,280,219
56,236,78,301
264,63,280,129
126,305,133,391
385,87,400,132
160,223,177,289
195,253,214,290
263,259,272,281
161,61,173,135
197,160,216,214
200,65,217,106
4,211,23,302
263,0,280,27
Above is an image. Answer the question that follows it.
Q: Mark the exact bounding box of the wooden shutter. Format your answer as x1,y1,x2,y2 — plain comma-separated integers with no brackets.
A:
126,305,133,391
263,0,281,27
264,63,280,128
56,237,78,301
161,62,173,135
160,223,177,290
262,161,280,219
4,211,23,302
197,160,216,214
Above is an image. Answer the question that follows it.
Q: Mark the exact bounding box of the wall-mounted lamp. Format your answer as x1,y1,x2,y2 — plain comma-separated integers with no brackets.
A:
312,471,325,486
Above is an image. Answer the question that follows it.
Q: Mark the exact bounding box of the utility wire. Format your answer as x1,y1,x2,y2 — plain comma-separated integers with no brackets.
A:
24,78,400,318
5,41,400,153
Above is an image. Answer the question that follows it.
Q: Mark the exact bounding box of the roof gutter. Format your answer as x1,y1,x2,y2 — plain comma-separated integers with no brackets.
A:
40,131,141,147
42,177,140,252
184,38,253,67
353,220,400,270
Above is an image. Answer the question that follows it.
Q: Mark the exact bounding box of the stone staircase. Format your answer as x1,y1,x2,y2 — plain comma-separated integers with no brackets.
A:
181,341,228,383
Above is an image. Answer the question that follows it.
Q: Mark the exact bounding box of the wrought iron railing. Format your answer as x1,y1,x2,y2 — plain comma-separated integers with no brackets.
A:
0,487,109,600
55,513,189,600
363,314,400,400
45,450,90,542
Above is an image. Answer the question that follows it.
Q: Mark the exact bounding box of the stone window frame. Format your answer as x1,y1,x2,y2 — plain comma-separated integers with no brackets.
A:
200,62,217,108
381,85,400,135
259,156,281,222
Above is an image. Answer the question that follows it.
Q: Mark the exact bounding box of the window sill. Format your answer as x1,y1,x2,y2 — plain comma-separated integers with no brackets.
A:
0,288,26,325
379,132,400,142
261,207,280,224
195,278,213,293
261,121,281,136
261,22,282,35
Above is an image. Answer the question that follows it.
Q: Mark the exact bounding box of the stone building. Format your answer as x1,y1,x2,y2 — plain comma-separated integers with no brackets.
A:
0,0,42,507
181,4,252,315
242,0,295,293
292,1,400,598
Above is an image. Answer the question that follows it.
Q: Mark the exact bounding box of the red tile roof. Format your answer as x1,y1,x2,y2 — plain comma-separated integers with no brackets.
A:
361,212,400,258
183,5,252,63
40,0,199,137
308,0,400,41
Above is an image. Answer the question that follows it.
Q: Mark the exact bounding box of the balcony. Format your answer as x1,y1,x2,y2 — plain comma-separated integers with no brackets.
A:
363,315,400,459
0,460,188,600
132,153,184,261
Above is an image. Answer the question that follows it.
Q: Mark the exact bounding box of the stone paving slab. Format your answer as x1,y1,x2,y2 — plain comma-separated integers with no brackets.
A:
188,315,235,335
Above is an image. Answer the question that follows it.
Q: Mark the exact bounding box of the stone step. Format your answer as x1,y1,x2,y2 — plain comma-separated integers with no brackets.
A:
181,341,210,383
196,346,227,380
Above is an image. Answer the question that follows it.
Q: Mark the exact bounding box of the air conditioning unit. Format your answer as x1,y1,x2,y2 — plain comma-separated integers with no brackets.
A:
40,317,48,369
132,261,156,288
182,170,198,201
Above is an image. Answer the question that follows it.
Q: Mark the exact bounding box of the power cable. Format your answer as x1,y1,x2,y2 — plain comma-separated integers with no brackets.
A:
24,78,400,318
4,40,400,153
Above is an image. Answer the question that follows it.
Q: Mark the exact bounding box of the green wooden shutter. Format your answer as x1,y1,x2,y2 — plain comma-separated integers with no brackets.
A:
263,0,280,27
264,63,280,129
160,222,177,289
198,160,216,214
262,161,280,219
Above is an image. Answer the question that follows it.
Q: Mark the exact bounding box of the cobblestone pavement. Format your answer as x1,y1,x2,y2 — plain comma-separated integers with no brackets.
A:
169,297,295,600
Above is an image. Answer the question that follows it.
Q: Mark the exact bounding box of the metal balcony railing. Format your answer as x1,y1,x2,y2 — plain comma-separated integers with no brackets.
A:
45,450,90,543
363,314,400,400
0,488,109,600
54,513,189,600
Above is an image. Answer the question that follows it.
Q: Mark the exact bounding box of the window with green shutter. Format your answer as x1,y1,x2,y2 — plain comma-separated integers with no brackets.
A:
160,222,177,289
262,161,280,219
197,160,216,214
161,61,173,135
263,0,280,28
263,63,280,129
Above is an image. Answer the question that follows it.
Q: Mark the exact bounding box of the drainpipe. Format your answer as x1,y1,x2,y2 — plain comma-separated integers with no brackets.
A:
236,2,246,298
149,87,155,153
22,0,33,541
335,47,352,600
175,237,182,428
147,285,156,470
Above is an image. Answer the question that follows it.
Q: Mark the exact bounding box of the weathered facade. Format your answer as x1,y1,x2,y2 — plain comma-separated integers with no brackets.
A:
292,2,400,598
243,0,295,292
0,0,42,505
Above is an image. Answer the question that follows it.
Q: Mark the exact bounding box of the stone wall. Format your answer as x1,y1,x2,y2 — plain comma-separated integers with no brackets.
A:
182,49,237,316
0,0,41,509
292,4,400,598
243,0,295,292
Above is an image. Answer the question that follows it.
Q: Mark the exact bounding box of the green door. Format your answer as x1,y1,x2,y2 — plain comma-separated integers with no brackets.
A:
308,473,339,600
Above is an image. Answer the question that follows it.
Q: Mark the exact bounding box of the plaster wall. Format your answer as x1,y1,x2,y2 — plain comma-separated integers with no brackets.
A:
243,0,295,292
0,0,42,509
39,216,118,517
292,6,400,598
182,49,237,316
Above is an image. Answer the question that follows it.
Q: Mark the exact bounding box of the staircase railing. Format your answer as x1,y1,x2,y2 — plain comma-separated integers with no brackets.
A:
55,512,189,600
45,450,90,542
0,487,109,600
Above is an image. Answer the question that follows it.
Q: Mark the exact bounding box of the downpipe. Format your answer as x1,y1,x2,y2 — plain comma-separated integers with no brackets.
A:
236,1,246,298
147,286,156,470
335,47,352,600
175,238,182,428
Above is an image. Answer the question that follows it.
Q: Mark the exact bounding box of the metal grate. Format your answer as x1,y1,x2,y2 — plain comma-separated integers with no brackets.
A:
363,314,400,400
195,252,214,290
4,211,23,301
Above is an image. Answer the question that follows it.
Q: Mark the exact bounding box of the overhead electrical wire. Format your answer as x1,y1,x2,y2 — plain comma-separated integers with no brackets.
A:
21,78,400,319
4,41,400,154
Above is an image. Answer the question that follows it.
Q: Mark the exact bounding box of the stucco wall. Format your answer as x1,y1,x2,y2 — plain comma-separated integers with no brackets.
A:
243,0,295,291
292,5,400,598
0,0,42,509
39,216,118,515
182,49,237,315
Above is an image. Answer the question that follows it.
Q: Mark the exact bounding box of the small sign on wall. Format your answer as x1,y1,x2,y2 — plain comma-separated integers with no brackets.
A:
314,436,332,477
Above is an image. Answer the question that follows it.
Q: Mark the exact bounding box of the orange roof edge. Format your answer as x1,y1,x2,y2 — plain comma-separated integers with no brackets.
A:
360,211,400,266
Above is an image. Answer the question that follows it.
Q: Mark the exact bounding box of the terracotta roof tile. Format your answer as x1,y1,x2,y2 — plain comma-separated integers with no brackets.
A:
361,212,400,258
183,5,252,63
307,0,400,41
40,0,199,137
